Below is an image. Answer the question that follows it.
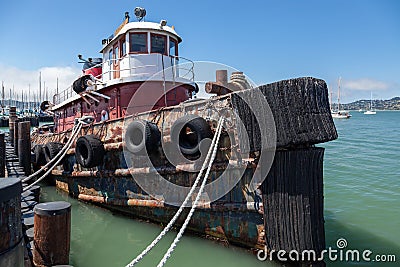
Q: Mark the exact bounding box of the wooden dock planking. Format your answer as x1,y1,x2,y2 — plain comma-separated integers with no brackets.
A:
1,132,38,267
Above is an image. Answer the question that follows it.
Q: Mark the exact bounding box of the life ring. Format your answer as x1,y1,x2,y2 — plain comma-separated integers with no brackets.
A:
170,115,212,155
43,142,64,164
125,120,161,154
75,135,105,168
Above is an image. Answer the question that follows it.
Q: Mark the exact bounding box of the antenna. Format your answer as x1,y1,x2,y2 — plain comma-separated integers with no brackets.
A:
134,7,146,22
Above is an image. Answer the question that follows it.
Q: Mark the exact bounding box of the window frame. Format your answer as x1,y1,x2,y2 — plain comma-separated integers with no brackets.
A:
129,32,148,54
169,37,178,57
120,36,126,57
108,48,113,65
150,33,167,55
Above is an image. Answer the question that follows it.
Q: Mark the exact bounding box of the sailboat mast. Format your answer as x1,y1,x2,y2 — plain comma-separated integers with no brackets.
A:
39,72,41,104
370,91,373,110
337,77,341,111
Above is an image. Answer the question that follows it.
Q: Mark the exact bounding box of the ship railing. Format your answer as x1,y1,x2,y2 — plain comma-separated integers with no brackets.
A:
53,53,195,105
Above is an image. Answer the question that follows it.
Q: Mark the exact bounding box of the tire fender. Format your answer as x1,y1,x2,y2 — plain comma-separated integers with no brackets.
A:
125,120,161,154
170,115,213,155
75,135,105,168
44,142,64,164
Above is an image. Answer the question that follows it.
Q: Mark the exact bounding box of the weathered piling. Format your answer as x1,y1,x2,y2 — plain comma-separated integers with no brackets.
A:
0,131,5,177
18,121,31,175
33,201,71,267
14,119,19,156
0,178,24,267
8,107,17,145
261,147,325,263
29,185,41,203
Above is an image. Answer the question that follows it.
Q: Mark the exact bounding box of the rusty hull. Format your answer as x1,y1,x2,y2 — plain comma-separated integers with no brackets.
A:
31,77,336,251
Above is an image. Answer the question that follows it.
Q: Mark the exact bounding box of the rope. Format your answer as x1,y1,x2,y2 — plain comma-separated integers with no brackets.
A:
22,123,81,183
156,117,224,267
125,117,224,267
23,122,83,192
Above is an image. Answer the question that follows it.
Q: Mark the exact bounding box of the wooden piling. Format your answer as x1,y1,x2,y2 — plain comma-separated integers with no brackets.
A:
8,107,17,145
33,201,71,267
18,121,31,175
261,147,325,264
0,178,24,267
13,119,19,156
0,131,5,177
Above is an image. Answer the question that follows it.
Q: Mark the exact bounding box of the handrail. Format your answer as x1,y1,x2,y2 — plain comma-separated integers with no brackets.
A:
53,53,195,105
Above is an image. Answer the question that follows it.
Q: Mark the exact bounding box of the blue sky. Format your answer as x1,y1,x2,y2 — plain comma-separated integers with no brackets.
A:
0,0,399,103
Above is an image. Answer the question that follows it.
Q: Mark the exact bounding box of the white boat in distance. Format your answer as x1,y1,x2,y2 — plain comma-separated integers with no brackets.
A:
364,92,377,115
332,111,352,119
331,77,351,119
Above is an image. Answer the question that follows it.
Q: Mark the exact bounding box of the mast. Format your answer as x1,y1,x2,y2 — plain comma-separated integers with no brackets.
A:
22,90,24,114
370,91,373,110
329,84,333,111
39,72,42,104
12,84,15,108
28,84,31,111
1,81,4,114
337,77,341,112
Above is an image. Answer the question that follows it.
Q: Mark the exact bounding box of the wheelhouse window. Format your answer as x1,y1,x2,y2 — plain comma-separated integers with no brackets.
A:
130,33,147,53
169,38,178,57
120,37,126,57
108,49,113,65
151,33,167,55
114,46,119,60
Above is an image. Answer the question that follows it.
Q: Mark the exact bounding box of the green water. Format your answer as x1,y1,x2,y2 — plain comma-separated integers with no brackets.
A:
40,111,399,267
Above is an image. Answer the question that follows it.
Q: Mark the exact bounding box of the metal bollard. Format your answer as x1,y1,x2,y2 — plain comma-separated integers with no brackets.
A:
33,201,71,267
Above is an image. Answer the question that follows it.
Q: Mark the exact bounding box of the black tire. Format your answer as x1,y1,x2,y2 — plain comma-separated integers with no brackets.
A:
170,115,213,155
72,75,91,94
33,144,46,166
44,142,64,164
125,120,161,154
75,135,105,168
40,101,51,112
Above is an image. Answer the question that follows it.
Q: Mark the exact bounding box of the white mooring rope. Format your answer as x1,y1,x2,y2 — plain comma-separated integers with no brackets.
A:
22,122,82,183
156,117,224,267
125,117,225,267
23,122,84,192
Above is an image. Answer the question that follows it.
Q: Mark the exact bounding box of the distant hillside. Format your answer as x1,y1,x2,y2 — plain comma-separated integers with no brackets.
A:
332,97,400,110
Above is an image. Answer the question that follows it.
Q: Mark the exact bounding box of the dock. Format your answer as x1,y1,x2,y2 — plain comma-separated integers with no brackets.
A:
1,127,71,267
1,131,39,267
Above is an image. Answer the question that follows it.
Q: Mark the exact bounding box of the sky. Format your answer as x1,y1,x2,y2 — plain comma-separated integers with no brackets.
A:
0,0,399,103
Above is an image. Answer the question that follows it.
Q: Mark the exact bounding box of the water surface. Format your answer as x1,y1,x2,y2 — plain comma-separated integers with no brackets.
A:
40,111,399,267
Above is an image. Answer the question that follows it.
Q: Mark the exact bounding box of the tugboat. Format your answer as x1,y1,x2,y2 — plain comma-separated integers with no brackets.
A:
31,7,337,257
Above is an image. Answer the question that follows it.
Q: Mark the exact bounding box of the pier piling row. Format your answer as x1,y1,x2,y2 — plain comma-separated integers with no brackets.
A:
0,131,5,177
1,125,72,267
33,202,71,267
8,106,17,145
18,121,31,176
0,178,24,267
14,119,19,156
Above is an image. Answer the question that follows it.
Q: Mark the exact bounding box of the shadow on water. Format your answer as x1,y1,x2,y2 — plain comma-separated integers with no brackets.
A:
40,185,282,267
40,185,399,267
325,211,399,267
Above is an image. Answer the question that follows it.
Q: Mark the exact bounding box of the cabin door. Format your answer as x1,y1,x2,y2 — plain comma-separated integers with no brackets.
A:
113,43,120,79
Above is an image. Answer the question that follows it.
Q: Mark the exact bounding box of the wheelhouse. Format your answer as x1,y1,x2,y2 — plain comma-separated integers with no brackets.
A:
100,21,184,83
